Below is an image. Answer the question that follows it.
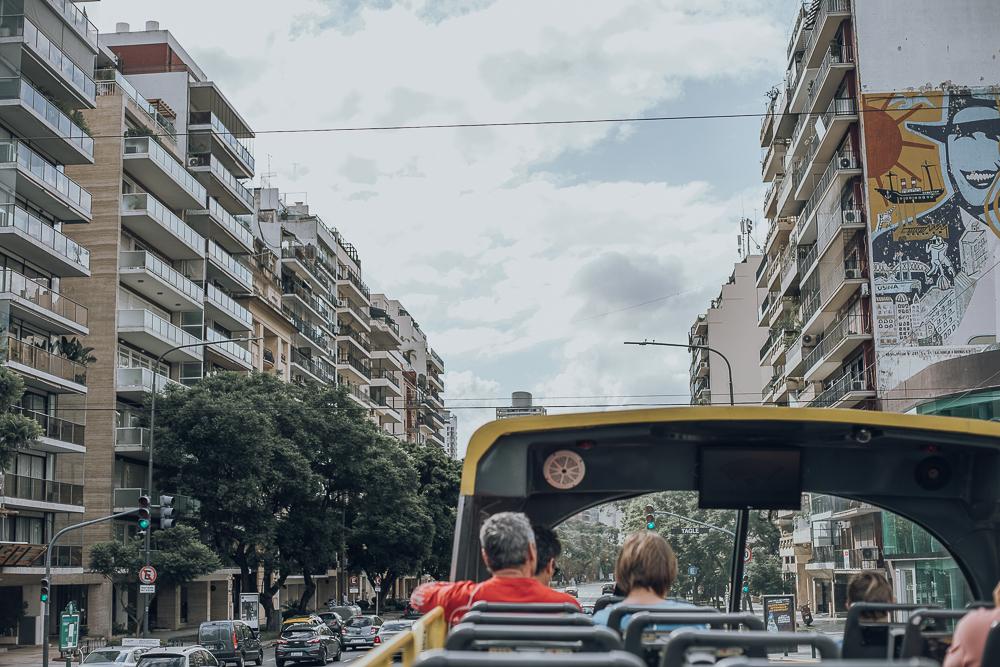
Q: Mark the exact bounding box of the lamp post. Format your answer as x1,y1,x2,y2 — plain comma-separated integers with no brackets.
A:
140,335,263,636
623,339,748,613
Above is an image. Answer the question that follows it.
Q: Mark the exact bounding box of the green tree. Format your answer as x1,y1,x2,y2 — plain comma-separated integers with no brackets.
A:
412,443,462,580
89,526,220,634
556,519,620,584
0,364,42,471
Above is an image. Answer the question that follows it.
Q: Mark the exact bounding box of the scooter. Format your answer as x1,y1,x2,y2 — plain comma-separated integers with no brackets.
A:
800,603,814,627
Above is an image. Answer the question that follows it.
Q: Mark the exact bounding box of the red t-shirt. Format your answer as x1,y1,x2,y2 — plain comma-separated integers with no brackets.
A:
410,577,581,625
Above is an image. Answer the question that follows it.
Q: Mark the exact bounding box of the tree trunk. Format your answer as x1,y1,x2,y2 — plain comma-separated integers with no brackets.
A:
261,563,288,631
378,571,397,610
298,569,316,610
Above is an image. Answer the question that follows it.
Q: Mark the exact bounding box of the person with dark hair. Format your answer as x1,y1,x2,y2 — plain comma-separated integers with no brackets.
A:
409,512,580,624
846,571,894,621
532,524,561,587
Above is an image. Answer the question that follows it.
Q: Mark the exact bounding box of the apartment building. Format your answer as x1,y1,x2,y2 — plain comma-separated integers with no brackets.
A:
687,256,769,406
442,409,458,459
496,391,546,420
0,0,100,646
369,292,407,435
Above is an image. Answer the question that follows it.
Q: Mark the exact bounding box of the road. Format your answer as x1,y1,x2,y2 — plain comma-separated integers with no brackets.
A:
558,580,612,608
261,645,369,666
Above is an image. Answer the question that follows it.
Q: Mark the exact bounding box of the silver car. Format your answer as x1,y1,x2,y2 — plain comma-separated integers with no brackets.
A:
341,615,383,650
83,647,151,664
375,620,414,647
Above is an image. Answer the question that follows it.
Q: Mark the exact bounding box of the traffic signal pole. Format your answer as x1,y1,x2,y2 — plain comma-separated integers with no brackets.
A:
41,508,143,667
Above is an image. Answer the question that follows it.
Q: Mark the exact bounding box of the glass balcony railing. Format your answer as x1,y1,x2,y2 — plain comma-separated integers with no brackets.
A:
0,268,87,327
95,69,176,140
206,283,252,328
124,137,207,205
0,15,96,102
115,426,150,451
187,153,253,209
118,309,200,349
1,472,83,506
41,0,98,49
208,241,252,288
120,192,205,253
189,111,254,172
0,141,92,214
116,366,180,394
206,197,254,249
204,327,251,364
12,405,84,446
119,251,204,304
3,334,86,385
0,77,93,157
0,204,90,270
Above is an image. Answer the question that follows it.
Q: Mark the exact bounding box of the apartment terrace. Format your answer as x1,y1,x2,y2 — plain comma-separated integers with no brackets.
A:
121,192,205,260
0,140,92,221
12,405,84,453
0,75,94,164
0,267,88,335
3,334,86,393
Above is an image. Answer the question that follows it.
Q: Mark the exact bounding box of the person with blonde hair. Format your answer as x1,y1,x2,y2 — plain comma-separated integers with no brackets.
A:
846,571,894,621
592,531,698,629
943,582,1000,667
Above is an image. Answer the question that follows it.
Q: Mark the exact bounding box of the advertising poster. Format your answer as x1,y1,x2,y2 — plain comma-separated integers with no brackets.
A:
762,594,796,633
240,593,260,630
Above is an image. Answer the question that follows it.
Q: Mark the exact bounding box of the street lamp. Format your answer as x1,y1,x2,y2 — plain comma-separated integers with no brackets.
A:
623,338,748,614
140,335,263,636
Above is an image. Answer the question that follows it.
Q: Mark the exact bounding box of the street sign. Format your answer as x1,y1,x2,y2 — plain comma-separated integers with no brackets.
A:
373,585,381,592
670,527,707,535
349,575,359,594
139,584,156,594
59,612,79,651
138,565,157,584
744,548,753,563
688,565,700,577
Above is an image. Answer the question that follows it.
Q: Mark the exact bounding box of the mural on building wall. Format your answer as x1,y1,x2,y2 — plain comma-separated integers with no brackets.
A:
864,89,1000,390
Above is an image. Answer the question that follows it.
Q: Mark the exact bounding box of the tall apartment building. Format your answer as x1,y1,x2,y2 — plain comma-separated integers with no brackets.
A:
687,256,769,406
0,0,100,646
757,0,1000,614
496,391,546,419
442,409,458,459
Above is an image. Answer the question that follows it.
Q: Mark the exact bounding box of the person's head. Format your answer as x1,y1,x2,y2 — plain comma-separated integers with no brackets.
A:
614,532,678,597
532,525,561,585
479,512,537,576
847,572,894,610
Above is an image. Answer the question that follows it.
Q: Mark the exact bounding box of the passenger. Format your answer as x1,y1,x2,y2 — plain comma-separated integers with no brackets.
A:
846,571,894,621
592,531,698,630
532,524,561,587
943,581,1000,667
409,512,581,624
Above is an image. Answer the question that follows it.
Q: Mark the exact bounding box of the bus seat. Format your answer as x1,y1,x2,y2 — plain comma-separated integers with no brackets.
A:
445,624,623,653
413,649,646,667
594,596,624,614
713,658,939,667
470,602,582,614
460,611,594,626
607,605,719,633
843,602,937,659
623,612,763,667
899,608,966,661
659,628,839,667
980,620,1000,666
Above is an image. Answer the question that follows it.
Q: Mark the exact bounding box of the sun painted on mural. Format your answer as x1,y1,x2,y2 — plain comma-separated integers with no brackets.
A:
865,89,1000,365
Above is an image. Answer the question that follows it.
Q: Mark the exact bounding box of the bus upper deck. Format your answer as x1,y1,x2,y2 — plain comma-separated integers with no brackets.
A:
356,406,1000,666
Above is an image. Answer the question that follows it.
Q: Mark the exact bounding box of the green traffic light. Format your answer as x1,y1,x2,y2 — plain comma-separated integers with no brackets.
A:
40,593,48,602
646,521,656,530
138,518,150,530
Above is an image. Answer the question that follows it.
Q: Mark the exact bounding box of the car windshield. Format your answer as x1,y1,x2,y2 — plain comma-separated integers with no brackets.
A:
199,625,230,642
330,607,355,618
137,657,185,667
346,617,371,627
281,625,316,638
83,650,129,664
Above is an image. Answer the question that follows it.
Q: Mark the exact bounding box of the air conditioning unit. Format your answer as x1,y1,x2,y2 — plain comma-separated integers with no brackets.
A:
187,156,201,168
839,156,854,169
801,334,815,346
843,209,861,224
787,376,805,390
845,267,861,279
861,547,879,560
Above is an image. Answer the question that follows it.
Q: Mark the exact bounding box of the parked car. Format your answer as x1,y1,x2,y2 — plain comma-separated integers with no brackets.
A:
83,646,150,664
317,611,345,636
601,582,617,596
375,620,414,646
565,587,579,598
341,615,384,650
198,620,263,666
280,614,326,632
325,605,362,622
136,646,219,667
276,623,341,666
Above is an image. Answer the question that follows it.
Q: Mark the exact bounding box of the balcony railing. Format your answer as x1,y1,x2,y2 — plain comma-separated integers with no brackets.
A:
800,289,821,325
339,326,372,352
809,43,854,107
208,241,253,289
290,348,335,383
120,251,203,304
121,192,204,253
205,327,251,364
124,137,206,205
116,366,180,394
371,367,401,388
206,283,252,328
189,111,254,173
281,244,332,290
0,141,92,214
42,0,98,49
283,279,332,320
285,308,331,350
803,313,870,373
0,204,90,271
0,15,96,102
797,243,817,277
3,334,86,385
12,405,84,446
95,69,176,140
430,348,444,367
118,309,200,349
206,197,254,249
338,353,372,378
786,2,809,58
338,264,371,300
0,268,87,327
0,77,94,157
338,298,370,325
809,371,871,407
803,0,852,67
1,472,83,506
187,153,254,209
799,147,859,230
115,426,150,451
817,204,865,251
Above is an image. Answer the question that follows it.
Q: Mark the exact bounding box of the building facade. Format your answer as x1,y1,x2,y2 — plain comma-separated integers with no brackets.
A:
442,409,458,459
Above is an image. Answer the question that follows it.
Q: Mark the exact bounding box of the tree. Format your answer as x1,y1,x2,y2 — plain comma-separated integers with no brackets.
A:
412,443,462,580
0,364,42,471
556,519,620,584
89,526,220,634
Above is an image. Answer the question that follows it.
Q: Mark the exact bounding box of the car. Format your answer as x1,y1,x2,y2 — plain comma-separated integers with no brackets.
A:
136,646,219,667
316,611,345,636
83,646,151,664
326,604,362,622
276,623,341,666
565,587,579,598
280,614,326,632
341,615,384,650
375,620,414,647
198,620,263,666
601,583,616,596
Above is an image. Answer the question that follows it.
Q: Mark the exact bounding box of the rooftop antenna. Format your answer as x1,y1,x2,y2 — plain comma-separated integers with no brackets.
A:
260,154,277,189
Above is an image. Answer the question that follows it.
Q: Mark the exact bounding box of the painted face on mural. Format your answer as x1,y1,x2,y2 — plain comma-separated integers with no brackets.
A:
945,105,1000,209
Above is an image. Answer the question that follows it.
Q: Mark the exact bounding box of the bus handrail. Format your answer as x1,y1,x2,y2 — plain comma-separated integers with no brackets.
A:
353,607,447,667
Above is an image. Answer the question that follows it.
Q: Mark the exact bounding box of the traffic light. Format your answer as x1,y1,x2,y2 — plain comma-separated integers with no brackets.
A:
644,504,656,530
160,494,176,529
137,495,151,531
40,577,50,603
741,573,750,594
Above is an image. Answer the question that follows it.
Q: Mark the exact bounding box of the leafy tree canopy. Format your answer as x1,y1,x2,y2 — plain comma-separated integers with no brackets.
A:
0,365,42,471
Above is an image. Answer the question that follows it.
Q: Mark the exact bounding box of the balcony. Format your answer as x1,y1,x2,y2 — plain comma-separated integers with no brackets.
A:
429,348,445,372
761,138,788,182
116,366,182,401
785,2,810,61
207,240,252,293
187,153,254,215
205,283,253,333
808,371,875,408
799,149,863,243
282,279,333,327
119,192,204,260
803,256,867,334
0,14,96,108
3,334,86,393
123,137,207,210
0,75,93,164
803,0,852,70
337,264,371,303
336,298,371,330
119,251,204,311
339,325,372,353
12,405,84,453
0,472,83,512
1,204,89,276
0,268,87,335
763,175,782,219
290,348,335,384
370,367,402,396
187,197,254,254
427,371,445,393
0,140,91,221
114,426,150,461
803,313,873,383
281,244,331,294
117,309,203,362
286,309,332,353
795,101,859,205
204,327,252,370
337,353,372,382
188,111,254,178
95,69,177,145
807,43,855,114
369,312,402,348
42,0,98,51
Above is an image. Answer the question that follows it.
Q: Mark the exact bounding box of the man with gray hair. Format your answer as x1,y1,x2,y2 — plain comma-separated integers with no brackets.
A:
410,511,581,624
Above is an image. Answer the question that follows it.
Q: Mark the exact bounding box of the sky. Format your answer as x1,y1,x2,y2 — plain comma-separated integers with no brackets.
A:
87,0,803,455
